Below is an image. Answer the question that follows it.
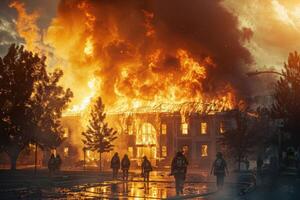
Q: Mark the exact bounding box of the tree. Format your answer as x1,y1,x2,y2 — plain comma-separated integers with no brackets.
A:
272,51,300,146
219,111,259,171
82,97,117,171
0,44,73,170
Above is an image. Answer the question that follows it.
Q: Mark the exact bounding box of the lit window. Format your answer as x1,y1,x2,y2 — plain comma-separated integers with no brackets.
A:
182,123,188,135
220,121,225,134
182,145,189,155
64,147,69,157
128,147,133,158
137,147,143,158
51,149,57,156
162,146,167,157
29,143,35,150
161,124,167,135
63,128,69,138
201,145,208,157
151,147,157,158
128,124,134,135
136,123,156,145
200,122,207,134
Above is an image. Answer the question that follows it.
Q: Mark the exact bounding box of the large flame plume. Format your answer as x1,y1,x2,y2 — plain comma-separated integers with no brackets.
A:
10,0,253,115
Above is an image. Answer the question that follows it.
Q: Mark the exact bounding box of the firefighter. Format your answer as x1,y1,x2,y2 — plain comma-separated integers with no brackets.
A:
141,156,152,182
111,152,120,180
171,151,189,195
54,154,62,172
210,152,228,190
121,154,130,180
48,154,55,175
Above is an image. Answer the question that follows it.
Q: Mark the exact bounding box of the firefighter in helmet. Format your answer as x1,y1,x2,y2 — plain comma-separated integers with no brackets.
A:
171,151,189,195
141,156,152,182
111,152,120,180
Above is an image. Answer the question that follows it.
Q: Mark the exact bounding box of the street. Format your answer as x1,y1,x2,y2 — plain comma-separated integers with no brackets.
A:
0,169,253,199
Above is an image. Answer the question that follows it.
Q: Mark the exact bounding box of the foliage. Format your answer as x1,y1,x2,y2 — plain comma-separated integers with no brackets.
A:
272,51,300,145
82,96,117,170
0,44,73,169
219,111,260,170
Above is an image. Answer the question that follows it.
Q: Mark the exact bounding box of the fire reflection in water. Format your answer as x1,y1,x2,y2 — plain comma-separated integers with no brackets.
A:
66,181,213,199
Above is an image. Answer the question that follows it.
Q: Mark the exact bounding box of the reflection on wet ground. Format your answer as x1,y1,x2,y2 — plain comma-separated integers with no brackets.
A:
66,181,215,199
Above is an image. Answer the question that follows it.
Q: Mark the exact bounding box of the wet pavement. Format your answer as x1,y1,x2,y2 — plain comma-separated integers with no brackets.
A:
64,180,215,199
0,170,252,199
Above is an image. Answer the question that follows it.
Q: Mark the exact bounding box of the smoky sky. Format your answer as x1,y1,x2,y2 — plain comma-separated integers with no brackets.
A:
1,0,257,106
79,0,253,97
0,0,59,56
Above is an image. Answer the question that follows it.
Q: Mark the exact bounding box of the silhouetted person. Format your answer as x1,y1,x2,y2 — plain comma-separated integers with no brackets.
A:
245,157,250,171
48,154,55,175
257,155,263,173
54,154,62,172
141,156,152,182
211,152,228,190
171,151,189,195
121,154,130,181
111,152,120,180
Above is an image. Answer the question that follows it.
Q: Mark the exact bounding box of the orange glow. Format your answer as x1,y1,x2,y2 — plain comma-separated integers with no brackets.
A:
9,1,41,52
10,0,236,123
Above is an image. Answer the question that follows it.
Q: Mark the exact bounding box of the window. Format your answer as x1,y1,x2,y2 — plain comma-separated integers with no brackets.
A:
151,147,157,158
182,123,188,135
201,145,208,157
64,147,69,157
162,146,167,157
128,147,133,158
200,122,207,134
136,123,156,145
137,147,143,158
128,124,134,135
161,123,167,135
63,128,69,138
220,121,225,134
182,145,189,155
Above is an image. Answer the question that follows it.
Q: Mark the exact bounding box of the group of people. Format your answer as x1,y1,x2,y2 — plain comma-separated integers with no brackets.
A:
110,153,153,181
48,153,62,174
110,151,228,195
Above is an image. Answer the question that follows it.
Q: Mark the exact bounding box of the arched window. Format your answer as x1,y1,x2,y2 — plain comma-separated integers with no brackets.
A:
136,123,157,145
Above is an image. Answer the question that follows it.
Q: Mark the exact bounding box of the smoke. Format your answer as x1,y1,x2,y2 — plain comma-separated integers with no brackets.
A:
8,0,255,110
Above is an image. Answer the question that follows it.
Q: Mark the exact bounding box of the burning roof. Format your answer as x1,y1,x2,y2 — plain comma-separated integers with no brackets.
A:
9,0,252,116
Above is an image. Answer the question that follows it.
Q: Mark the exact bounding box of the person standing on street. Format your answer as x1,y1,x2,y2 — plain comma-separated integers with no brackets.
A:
54,154,62,172
121,154,130,181
171,151,189,195
210,152,228,190
141,156,152,182
111,152,120,180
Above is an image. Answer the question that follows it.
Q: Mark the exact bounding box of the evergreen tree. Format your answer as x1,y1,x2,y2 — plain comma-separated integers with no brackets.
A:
82,97,117,171
272,51,300,145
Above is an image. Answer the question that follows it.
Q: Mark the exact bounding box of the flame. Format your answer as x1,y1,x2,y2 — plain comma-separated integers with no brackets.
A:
64,78,100,116
84,37,94,56
9,1,41,52
10,0,237,118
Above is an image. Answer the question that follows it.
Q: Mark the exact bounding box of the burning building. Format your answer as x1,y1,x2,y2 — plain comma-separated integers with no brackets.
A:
5,0,257,169
58,101,237,170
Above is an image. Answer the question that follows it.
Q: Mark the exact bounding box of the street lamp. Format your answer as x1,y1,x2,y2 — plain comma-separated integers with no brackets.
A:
246,69,286,166
246,70,284,77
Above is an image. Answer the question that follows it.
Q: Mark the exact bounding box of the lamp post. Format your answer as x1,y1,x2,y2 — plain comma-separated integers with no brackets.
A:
246,70,286,165
246,70,284,77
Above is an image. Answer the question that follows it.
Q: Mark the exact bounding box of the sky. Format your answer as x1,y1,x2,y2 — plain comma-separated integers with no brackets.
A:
0,0,299,99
